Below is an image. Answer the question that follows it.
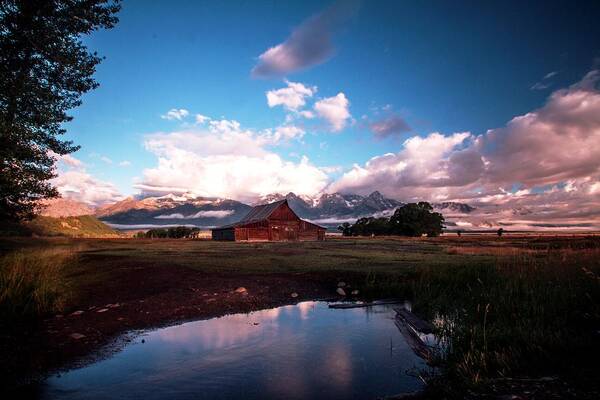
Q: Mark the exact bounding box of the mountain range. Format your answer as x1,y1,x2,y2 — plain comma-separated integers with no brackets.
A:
50,191,472,229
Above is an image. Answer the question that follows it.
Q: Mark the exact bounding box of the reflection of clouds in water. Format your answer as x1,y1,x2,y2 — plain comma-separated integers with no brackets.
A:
322,342,353,390
43,302,426,400
297,301,315,320
154,306,285,350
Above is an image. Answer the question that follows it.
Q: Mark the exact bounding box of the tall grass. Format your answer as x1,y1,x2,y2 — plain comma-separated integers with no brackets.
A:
0,249,76,320
364,245,600,390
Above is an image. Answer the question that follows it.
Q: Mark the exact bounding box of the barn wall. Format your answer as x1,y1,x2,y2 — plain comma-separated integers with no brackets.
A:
247,227,270,241
268,202,301,222
213,201,325,241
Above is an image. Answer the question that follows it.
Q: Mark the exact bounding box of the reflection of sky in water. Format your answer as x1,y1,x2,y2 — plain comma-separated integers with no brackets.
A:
42,302,425,400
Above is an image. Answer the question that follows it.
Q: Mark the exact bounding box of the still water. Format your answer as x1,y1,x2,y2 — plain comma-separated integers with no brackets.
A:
42,301,426,400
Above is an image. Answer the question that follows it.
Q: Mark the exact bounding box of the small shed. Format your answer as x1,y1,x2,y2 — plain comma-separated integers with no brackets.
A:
211,199,325,241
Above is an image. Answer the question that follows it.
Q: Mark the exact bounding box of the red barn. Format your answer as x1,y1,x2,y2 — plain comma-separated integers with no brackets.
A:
211,199,326,241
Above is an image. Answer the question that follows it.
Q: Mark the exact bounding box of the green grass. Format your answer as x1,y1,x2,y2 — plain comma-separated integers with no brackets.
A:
0,235,598,394
0,248,76,321
363,244,600,393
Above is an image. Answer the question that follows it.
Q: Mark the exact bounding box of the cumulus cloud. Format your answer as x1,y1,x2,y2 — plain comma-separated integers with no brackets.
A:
119,160,131,167
251,1,358,78
137,122,329,202
330,132,480,198
49,151,84,169
52,170,123,206
49,151,123,206
266,80,316,111
314,93,351,132
369,114,411,139
262,125,306,143
481,71,600,187
161,108,190,121
331,70,600,227
195,114,210,124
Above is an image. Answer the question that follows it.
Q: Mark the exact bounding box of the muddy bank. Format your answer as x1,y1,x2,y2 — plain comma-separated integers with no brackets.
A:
2,262,360,391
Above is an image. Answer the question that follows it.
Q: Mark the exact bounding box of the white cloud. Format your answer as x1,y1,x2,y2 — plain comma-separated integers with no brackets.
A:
49,151,84,169
161,108,190,121
119,160,131,167
262,125,305,144
195,114,210,124
330,70,600,226
251,2,358,78
49,152,123,207
330,132,478,198
52,170,123,206
266,80,316,111
314,93,351,132
100,156,113,164
137,123,329,202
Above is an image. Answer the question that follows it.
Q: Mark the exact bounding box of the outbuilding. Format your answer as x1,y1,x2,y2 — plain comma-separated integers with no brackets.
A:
211,199,325,241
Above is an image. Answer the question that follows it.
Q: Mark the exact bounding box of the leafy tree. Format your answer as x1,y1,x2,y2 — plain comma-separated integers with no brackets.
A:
337,222,352,236
142,226,200,239
497,228,504,237
388,202,445,237
0,0,120,221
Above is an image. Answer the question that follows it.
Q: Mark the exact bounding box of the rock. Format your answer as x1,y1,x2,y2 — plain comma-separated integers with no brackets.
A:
234,287,248,294
336,287,347,296
290,292,299,298
70,333,86,340
70,310,84,316
337,282,346,288
351,290,359,295
96,308,109,313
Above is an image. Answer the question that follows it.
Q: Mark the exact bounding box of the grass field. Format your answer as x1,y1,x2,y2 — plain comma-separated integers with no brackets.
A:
1,235,599,396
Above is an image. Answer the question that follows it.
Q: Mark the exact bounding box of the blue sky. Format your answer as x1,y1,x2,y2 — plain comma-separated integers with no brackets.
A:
55,0,600,226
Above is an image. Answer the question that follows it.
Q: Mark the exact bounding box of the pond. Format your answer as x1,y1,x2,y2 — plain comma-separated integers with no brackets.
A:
41,301,427,400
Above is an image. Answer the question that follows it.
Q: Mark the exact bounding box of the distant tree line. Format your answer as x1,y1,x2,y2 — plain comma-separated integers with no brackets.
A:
135,226,200,239
338,202,445,237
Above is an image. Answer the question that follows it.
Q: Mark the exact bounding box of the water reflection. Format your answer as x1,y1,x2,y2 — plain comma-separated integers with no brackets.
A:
42,302,425,400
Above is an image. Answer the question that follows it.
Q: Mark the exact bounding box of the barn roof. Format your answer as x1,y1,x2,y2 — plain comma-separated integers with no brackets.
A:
212,199,288,230
239,199,287,223
212,199,325,230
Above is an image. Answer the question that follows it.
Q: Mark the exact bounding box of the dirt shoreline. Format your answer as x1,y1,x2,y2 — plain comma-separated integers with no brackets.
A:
3,267,353,391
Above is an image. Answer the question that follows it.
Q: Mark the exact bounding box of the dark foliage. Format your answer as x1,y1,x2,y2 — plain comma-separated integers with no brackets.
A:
339,202,445,237
0,0,120,221
389,202,445,237
137,226,201,239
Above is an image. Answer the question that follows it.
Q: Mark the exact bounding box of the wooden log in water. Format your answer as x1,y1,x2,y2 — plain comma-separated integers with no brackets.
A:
395,308,434,334
393,318,433,363
328,299,405,309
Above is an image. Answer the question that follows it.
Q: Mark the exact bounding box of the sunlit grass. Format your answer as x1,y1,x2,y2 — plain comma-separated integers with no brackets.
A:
371,245,600,392
0,248,76,320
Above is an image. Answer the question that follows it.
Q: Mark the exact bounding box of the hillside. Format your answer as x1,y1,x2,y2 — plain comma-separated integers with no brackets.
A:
39,198,94,218
24,215,120,238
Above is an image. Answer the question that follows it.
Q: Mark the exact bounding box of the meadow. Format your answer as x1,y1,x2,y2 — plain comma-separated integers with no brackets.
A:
1,235,599,397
